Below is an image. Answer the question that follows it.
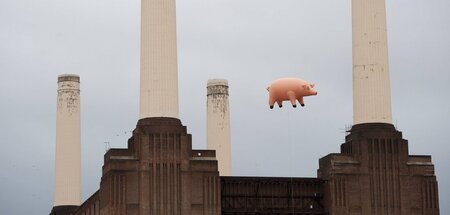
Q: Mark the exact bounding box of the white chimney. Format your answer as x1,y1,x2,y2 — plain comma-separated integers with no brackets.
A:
53,74,81,206
352,0,393,124
207,79,232,176
140,0,179,119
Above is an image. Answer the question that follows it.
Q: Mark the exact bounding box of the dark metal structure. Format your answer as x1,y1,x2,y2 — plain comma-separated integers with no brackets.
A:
221,177,326,215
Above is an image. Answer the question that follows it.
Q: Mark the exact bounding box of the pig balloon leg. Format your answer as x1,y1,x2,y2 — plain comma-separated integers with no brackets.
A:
287,91,297,108
297,97,305,107
276,100,283,108
269,96,276,109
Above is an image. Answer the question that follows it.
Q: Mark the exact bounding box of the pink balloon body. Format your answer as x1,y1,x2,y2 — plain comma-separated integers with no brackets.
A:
267,78,317,108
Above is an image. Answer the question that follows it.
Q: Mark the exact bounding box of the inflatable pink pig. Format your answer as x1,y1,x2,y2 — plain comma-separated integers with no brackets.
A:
267,78,317,109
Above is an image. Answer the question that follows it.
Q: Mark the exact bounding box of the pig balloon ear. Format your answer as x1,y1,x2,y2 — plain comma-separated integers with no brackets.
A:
310,84,315,88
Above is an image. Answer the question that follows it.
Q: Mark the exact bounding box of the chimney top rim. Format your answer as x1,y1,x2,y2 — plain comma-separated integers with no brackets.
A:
207,79,228,87
58,74,80,83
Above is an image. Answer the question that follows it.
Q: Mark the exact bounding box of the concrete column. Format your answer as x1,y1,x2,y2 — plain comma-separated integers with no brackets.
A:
352,0,393,124
207,79,231,176
140,0,179,119
53,74,81,206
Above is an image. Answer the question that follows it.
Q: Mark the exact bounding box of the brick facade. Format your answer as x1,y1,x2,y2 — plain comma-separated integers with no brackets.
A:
50,120,439,215
318,123,439,215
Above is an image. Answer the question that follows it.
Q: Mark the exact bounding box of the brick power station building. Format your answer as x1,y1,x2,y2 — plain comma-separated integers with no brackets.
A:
50,0,440,214
50,118,439,215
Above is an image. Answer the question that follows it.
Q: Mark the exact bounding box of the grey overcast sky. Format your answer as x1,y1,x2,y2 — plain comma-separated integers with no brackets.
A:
1,0,449,214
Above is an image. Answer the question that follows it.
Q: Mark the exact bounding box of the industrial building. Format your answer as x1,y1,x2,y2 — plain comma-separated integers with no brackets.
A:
50,0,440,214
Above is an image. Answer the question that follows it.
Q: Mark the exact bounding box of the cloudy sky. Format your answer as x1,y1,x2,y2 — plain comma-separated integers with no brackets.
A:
1,0,449,214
